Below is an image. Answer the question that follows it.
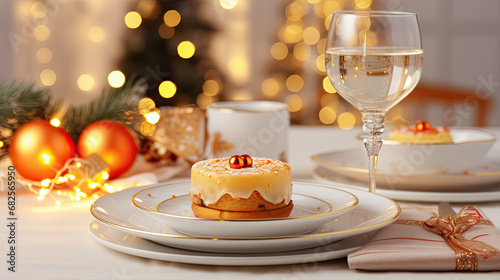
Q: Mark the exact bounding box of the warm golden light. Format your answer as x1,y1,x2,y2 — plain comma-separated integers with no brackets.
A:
75,162,82,168
319,107,337,124
158,81,177,98
261,78,280,97
40,69,56,86
316,54,326,73
36,48,52,64
303,27,320,45
286,75,304,92
271,42,288,60
317,38,327,55
177,41,195,59
286,2,307,21
101,171,110,180
228,55,248,81
41,153,51,165
196,93,212,109
202,80,220,96
323,0,342,17
164,10,181,27
285,94,303,112
138,98,156,114
321,93,340,108
284,24,303,43
33,25,50,41
323,77,336,93
107,70,126,88
125,11,142,29
158,24,175,39
31,2,47,19
77,74,95,91
144,111,161,124
41,179,51,187
220,0,237,9
338,112,356,130
88,26,106,43
325,14,333,30
50,118,61,127
0,141,4,148
294,42,311,61
355,0,373,9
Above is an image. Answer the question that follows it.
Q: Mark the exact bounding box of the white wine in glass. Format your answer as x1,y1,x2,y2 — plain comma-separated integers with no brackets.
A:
326,11,423,193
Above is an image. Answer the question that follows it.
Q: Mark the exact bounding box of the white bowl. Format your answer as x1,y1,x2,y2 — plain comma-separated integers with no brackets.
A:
357,128,496,175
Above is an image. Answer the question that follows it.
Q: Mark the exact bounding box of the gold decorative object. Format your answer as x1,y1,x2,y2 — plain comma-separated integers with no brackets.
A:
153,106,206,163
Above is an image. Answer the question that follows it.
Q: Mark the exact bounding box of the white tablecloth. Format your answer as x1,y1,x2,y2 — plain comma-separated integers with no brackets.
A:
1,126,500,280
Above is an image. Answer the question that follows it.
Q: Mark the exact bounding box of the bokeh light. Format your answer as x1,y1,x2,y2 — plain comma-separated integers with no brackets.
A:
31,2,47,19
202,80,220,96
355,0,373,9
158,24,175,39
319,107,337,124
286,75,304,92
196,93,212,109
125,11,142,29
285,94,303,112
164,10,181,27
36,48,52,64
138,97,156,114
316,54,326,73
177,41,195,59
338,112,356,129
88,26,106,43
220,0,238,9
303,27,320,45
271,42,288,60
158,81,177,98
77,74,95,91
33,25,50,41
293,42,311,61
261,78,280,97
40,69,56,86
50,118,61,127
323,77,336,93
107,71,126,88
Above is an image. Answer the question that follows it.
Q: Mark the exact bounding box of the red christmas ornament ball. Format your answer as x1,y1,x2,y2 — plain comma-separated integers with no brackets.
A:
8,120,76,181
76,120,138,179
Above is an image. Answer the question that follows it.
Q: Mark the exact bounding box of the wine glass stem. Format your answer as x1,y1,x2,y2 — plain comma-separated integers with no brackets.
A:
362,113,385,193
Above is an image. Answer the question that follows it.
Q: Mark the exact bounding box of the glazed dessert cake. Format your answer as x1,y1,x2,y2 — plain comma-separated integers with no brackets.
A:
388,121,453,143
189,155,293,219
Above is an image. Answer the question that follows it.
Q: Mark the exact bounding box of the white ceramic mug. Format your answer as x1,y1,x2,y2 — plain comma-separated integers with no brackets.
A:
206,101,289,162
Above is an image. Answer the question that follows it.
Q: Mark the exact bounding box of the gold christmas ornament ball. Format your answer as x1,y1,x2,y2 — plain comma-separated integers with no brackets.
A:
76,120,138,179
8,120,76,181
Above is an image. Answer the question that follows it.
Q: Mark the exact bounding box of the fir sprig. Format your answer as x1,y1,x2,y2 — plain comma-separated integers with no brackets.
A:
62,79,147,141
0,81,52,158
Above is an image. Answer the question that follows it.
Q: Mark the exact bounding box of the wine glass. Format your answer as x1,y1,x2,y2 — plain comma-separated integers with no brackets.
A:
325,11,423,193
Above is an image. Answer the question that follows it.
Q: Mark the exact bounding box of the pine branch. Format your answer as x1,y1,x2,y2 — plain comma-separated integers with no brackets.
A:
62,79,148,141
0,80,51,158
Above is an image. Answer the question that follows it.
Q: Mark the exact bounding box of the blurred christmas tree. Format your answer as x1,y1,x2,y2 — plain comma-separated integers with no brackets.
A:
118,0,224,107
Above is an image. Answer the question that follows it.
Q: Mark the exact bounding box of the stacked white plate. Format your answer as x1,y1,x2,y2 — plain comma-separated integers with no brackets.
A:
89,181,400,266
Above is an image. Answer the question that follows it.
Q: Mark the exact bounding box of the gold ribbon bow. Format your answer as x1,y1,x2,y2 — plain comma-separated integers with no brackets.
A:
423,205,500,270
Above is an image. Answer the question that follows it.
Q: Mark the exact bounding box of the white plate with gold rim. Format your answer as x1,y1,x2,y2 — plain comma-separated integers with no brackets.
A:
89,220,373,266
131,182,358,238
90,182,400,253
312,149,500,191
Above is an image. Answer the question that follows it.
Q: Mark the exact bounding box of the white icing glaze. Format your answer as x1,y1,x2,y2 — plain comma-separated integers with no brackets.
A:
189,157,292,206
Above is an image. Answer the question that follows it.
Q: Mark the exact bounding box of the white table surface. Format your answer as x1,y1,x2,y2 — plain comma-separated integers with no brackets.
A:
1,125,500,280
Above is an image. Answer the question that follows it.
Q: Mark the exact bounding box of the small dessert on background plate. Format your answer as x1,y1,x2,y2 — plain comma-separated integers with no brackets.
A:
388,121,453,143
189,155,293,219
